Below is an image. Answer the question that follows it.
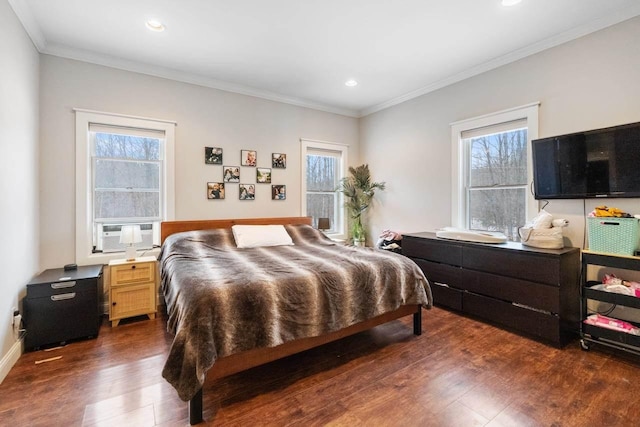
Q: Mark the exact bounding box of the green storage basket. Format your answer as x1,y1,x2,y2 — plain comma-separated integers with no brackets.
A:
587,217,640,256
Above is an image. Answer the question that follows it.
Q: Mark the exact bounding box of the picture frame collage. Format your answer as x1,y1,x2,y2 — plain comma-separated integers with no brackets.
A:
205,147,287,200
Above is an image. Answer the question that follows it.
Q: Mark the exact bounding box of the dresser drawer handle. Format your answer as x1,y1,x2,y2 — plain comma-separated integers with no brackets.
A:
131,265,136,269
51,292,76,301
51,281,76,289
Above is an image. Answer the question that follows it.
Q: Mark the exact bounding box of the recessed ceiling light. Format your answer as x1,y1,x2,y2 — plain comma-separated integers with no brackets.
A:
345,80,358,87
501,0,522,6
145,20,165,32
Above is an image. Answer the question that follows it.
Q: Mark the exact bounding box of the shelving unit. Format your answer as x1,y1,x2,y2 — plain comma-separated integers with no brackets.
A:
580,250,640,356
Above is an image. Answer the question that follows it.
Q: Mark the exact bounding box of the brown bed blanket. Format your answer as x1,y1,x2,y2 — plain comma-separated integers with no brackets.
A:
159,224,432,401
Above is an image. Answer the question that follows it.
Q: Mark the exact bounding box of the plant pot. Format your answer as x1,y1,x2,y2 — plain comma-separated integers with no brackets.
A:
353,238,366,247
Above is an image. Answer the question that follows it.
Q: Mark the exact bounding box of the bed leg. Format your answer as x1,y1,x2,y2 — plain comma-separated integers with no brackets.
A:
189,388,203,425
413,309,422,336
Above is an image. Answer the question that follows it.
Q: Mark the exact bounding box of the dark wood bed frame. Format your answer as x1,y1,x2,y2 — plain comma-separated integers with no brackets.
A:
160,216,423,425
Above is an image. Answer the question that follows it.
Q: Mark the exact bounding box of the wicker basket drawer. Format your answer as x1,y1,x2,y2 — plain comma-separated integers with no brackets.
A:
110,261,155,286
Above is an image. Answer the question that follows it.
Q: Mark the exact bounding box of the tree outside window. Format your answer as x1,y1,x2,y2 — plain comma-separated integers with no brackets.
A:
306,154,338,232
93,132,161,222
466,128,527,241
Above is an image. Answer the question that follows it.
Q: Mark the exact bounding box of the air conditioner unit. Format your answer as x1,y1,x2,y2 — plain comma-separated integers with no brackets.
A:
98,223,154,253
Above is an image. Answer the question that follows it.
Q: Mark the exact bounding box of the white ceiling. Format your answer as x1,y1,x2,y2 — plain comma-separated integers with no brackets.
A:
10,0,640,117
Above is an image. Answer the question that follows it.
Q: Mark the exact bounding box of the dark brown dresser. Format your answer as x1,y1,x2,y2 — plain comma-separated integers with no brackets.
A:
403,232,581,346
24,264,103,350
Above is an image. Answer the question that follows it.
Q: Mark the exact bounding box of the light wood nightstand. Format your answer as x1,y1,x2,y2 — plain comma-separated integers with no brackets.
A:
109,256,157,327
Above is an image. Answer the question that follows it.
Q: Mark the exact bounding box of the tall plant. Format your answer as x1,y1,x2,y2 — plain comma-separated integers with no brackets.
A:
337,164,386,244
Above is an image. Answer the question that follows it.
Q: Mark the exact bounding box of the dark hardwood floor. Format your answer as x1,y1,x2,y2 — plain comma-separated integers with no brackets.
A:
1,306,639,426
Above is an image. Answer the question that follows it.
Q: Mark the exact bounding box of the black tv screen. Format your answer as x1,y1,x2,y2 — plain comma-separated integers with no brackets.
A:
532,121,640,199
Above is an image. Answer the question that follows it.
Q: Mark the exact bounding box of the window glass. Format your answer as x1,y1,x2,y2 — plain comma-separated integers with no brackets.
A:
468,129,528,187
92,132,162,222
300,140,347,239
306,154,338,191
468,188,526,237
306,154,339,232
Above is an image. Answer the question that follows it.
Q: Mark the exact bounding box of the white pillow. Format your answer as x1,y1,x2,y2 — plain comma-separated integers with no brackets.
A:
232,225,294,248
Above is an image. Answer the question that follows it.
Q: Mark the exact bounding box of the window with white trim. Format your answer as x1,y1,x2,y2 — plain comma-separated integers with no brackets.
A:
451,103,539,241
300,139,348,240
75,110,175,264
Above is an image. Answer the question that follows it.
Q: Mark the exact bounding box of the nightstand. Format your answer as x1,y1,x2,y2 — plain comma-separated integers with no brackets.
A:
109,256,157,327
24,264,103,350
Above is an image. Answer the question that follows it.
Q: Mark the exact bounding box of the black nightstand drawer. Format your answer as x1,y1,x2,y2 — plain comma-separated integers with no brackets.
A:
26,277,96,298
24,264,103,350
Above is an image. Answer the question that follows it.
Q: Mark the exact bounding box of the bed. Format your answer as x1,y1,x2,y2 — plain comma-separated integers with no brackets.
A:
159,217,432,424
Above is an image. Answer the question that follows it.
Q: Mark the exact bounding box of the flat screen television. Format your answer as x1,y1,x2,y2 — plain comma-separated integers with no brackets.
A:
532,121,640,199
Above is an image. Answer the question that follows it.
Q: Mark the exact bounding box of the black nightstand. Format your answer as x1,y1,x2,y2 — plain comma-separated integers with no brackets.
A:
24,264,104,350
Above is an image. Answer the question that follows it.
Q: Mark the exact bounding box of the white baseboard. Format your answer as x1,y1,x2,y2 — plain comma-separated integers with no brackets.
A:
0,338,23,384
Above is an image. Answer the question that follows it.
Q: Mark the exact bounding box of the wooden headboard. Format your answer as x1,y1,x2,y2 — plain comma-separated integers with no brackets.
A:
160,216,313,243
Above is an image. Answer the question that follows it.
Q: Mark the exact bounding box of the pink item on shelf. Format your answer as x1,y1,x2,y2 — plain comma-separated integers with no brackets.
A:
584,314,640,336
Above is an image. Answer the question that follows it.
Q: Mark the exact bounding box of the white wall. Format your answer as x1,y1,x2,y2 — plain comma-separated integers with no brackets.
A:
0,0,40,381
39,56,359,269
360,16,640,249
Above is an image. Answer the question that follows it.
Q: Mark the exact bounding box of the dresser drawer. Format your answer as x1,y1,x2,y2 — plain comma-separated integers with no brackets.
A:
403,236,462,266
463,246,560,285
410,256,463,309
111,261,155,286
411,258,463,289
430,282,463,311
460,269,560,313
463,292,561,344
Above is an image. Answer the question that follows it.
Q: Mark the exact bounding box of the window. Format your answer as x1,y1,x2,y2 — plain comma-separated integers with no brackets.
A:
75,110,175,264
451,103,539,241
300,139,348,240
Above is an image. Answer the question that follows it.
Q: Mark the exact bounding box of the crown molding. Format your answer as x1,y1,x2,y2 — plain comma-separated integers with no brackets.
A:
8,0,46,50
359,6,640,117
41,42,360,118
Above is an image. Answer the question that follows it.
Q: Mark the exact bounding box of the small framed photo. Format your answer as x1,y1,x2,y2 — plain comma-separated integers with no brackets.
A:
257,167,272,183
223,166,240,183
207,182,225,199
205,147,222,164
272,185,286,200
272,153,286,168
241,149,257,166
239,184,255,200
